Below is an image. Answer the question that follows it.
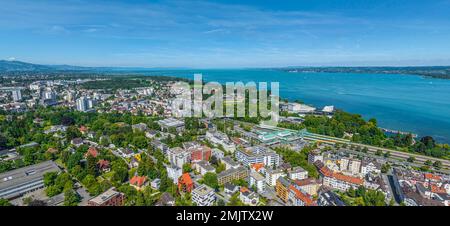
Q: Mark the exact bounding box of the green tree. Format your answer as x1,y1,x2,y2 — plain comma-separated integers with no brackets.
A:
63,189,80,206
203,172,219,189
0,198,12,206
43,172,58,187
433,161,442,169
182,163,193,173
86,154,98,176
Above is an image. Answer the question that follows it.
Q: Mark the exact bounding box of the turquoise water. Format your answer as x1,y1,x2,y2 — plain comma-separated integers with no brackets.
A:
137,69,450,143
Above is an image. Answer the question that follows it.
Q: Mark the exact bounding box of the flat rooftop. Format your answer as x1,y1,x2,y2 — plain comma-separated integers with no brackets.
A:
158,118,184,127
192,184,214,196
0,161,61,199
89,187,121,205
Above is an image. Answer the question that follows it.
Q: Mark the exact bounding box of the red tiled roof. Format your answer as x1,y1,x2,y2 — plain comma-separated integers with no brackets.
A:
424,173,442,181
79,126,88,133
98,159,110,169
85,147,98,158
294,178,318,186
320,166,363,185
251,163,265,172
179,173,193,186
130,175,147,187
289,185,316,206
231,137,242,144
240,187,250,193
430,184,446,194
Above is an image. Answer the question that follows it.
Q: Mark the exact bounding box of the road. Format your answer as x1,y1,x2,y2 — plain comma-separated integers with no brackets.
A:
302,132,450,169
226,118,450,170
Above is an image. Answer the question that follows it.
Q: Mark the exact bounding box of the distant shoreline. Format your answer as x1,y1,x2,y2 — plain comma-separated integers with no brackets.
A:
278,66,450,80
2,60,450,80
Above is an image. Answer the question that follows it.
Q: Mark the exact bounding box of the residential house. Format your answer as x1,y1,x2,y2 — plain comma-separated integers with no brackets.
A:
249,171,266,193
239,187,259,206
166,164,183,184
221,156,240,170
266,168,286,187
151,178,161,190
287,166,308,180
193,160,215,176
130,175,148,191
224,183,239,195
192,184,215,206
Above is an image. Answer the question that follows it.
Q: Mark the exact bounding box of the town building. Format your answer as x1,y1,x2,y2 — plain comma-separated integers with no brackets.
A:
308,150,323,164
157,118,185,132
249,171,266,193
132,123,148,132
235,146,280,168
167,147,190,168
88,187,125,206
217,166,248,186
266,168,286,187
239,187,259,206
76,97,92,112
193,160,215,176
340,157,361,176
178,173,194,193
151,178,161,190
155,192,175,206
0,161,61,200
166,164,183,184
275,177,291,203
224,183,239,195
211,148,225,160
129,175,148,191
319,165,363,192
361,160,381,176
221,156,240,170
317,188,346,206
293,178,321,196
11,89,22,102
186,144,211,163
287,166,308,180
205,131,236,153
191,184,215,206
288,185,316,206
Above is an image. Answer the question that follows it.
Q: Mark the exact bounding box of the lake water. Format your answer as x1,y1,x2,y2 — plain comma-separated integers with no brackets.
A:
136,69,450,143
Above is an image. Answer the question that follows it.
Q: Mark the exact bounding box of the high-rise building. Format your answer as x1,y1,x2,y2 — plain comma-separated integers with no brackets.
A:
44,90,56,100
76,97,89,112
11,89,22,102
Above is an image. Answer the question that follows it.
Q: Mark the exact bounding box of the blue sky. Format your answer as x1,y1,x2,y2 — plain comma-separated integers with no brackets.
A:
1,0,450,68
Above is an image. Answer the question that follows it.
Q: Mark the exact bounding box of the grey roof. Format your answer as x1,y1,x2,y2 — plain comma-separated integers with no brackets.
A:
0,161,61,199
319,190,346,206
218,166,247,178
277,176,290,187
221,156,239,167
250,171,265,181
224,182,238,191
